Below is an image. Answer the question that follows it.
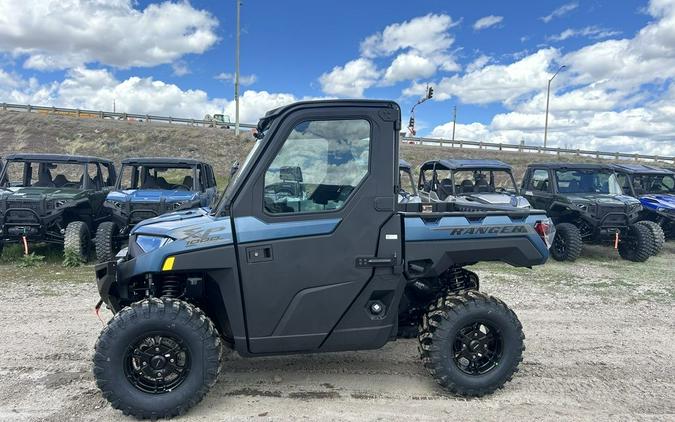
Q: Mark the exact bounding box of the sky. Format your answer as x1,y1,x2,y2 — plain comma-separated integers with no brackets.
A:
0,0,674,156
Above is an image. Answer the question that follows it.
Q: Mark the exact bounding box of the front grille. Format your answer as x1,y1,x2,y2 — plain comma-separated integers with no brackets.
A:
7,200,42,212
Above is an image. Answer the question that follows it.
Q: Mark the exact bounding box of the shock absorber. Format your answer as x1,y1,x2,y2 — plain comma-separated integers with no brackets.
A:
160,275,182,298
444,266,466,292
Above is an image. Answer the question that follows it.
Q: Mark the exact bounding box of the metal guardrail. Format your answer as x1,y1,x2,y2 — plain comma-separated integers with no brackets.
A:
2,101,673,164
0,102,257,129
400,136,675,164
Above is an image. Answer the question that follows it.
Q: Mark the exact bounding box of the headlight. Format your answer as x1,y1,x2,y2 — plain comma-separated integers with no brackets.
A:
574,203,588,211
171,201,186,210
135,235,173,253
48,199,69,209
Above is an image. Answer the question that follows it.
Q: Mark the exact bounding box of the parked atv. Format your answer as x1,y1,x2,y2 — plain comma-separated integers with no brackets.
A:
95,158,217,262
418,159,532,208
522,163,655,262
611,164,674,247
398,159,420,204
0,153,116,260
93,100,554,419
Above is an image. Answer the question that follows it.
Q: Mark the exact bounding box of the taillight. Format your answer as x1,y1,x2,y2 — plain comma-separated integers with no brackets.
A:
534,219,556,248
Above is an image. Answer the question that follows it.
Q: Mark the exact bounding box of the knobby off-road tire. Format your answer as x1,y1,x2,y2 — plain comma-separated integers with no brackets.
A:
550,222,583,262
636,220,665,255
94,298,222,420
95,221,120,263
418,290,524,397
64,221,90,262
618,223,656,262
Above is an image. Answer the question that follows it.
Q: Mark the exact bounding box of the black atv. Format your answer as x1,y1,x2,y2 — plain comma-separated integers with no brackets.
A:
522,163,655,262
0,153,116,260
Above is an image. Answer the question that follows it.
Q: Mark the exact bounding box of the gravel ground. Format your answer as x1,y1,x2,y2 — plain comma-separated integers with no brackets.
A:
0,243,673,422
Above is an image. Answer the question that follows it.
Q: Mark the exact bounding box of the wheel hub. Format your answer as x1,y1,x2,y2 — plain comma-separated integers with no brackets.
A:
452,322,503,375
124,334,190,394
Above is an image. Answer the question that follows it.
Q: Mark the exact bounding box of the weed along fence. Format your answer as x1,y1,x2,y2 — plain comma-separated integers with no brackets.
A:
2,101,673,165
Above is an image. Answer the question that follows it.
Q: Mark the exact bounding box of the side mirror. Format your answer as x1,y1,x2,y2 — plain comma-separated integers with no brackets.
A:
230,161,240,177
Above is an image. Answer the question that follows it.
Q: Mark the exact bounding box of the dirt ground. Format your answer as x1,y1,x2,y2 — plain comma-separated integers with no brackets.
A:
0,243,673,422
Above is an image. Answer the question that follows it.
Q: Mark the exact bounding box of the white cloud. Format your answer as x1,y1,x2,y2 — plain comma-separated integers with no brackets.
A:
172,61,191,77
215,72,258,86
548,26,621,42
319,58,381,97
473,15,503,31
541,2,579,23
465,55,492,73
0,0,219,70
360,14,458,58
409,48,559,105
382,53,436,85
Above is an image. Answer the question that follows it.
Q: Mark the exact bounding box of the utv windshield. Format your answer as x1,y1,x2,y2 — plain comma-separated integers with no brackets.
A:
0,161,87,188
118,164,198,191
399,168,416,196
631,173,675,194
214,138,264,213
555,169,623,194
452,169,517,194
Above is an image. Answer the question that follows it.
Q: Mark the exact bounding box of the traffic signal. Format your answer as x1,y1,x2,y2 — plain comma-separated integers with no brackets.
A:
427,86,434,99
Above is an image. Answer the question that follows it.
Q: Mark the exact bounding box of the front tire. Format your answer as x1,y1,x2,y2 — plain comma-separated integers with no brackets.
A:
64,221,90,262
95,221,121,263
418,291,524,397
550,223,583,262
618,223,655,262
636,220,665,255
93,298,222,419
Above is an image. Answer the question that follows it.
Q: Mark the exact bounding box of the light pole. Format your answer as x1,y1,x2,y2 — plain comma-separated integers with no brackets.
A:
407,85,434,137
544,65,565,148
234,0,241,136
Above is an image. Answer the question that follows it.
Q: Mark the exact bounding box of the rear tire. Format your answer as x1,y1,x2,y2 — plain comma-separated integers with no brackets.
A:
418,290,524,397
93,298,222,419
95,222,120,263
618,223,655,262
636,221,665,255
64,221,90,262
550,223,583,262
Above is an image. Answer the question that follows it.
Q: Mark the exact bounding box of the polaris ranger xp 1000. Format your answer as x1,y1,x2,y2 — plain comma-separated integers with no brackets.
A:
95,157,218,262
522,163,657,262
93,100,554,419
0,153,115,260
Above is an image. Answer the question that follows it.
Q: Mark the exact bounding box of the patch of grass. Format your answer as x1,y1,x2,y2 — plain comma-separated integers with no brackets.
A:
17,253,45,268
62,248,84,267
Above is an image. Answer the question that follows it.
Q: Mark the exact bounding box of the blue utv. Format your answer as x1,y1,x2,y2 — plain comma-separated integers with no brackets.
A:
94,157,217,262
612,163,674,245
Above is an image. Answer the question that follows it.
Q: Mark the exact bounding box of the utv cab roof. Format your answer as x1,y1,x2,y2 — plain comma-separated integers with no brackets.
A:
4,153,113,164
420,159,512,171
399,159,412,170
610,163,674,175
121,157,205,166
526,162,613,170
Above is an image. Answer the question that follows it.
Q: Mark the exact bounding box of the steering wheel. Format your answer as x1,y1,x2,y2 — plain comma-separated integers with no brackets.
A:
62,182,79,188
170,184,190,191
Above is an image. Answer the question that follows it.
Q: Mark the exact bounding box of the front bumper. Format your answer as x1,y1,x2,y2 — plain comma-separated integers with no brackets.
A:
95,260,120,312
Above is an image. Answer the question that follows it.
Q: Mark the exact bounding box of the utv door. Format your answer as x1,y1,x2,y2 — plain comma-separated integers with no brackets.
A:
231,102,400,354
523,168,554,210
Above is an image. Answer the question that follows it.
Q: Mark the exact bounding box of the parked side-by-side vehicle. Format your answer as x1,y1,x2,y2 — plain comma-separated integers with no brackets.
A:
417,159,531,208
0,153,116,260
611,163,674,243
93,100,555,419
95,157,217,262
522,163,659,262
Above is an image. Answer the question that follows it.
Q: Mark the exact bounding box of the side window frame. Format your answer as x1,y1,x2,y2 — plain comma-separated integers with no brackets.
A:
261,117,373,217
529,168,551,192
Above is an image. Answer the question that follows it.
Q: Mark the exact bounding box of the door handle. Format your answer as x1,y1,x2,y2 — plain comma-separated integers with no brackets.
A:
246,245,273,263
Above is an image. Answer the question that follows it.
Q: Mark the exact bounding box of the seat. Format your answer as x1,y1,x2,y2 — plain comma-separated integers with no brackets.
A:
476,177,490,193
53,174,68,187
181,176,194,189
34,171,55,187
460,179,474,194
436,178,454,200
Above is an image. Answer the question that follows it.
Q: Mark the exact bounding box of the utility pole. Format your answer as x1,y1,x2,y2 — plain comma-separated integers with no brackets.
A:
451,105,457,141
113,100,116,113
544,65,565,148
234,0,241,136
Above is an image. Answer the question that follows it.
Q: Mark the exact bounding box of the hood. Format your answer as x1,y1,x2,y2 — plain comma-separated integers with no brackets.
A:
130,207,218,236
640,194,675,210
107,189,199,203
0,186,88,200
562,193,640,206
